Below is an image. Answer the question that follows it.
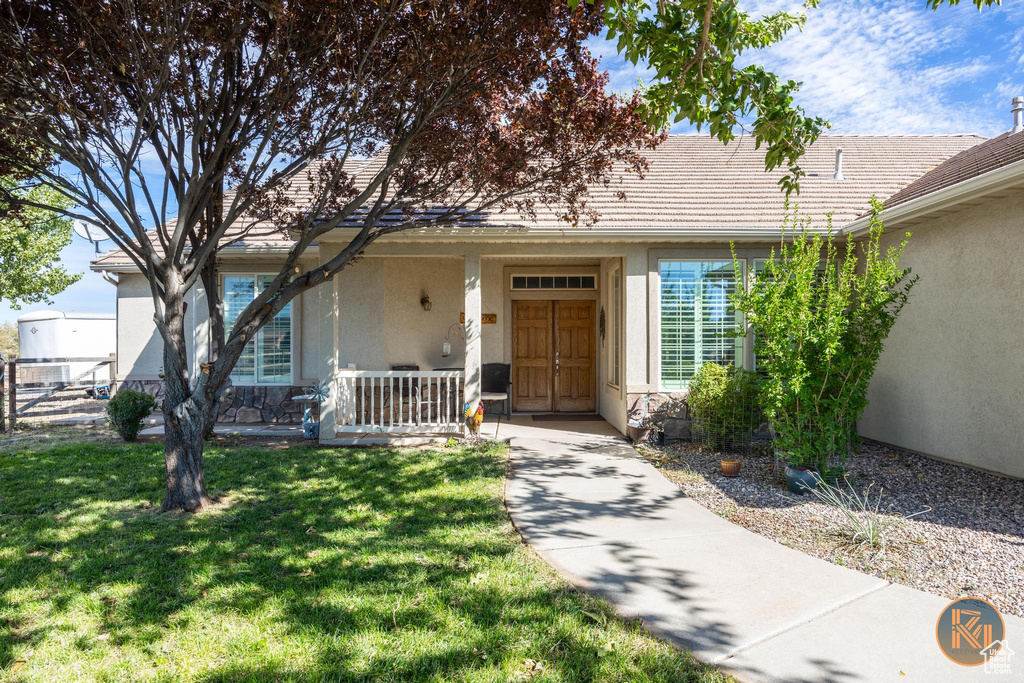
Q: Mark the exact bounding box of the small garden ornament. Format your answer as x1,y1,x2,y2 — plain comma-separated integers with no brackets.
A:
294,380,330,440
627,393,655,443
465,401,484,441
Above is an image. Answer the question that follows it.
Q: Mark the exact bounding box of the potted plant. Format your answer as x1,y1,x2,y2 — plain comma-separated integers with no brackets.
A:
627,415,654,442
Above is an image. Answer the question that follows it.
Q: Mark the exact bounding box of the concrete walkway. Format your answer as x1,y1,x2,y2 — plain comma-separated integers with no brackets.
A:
503,417,1022,682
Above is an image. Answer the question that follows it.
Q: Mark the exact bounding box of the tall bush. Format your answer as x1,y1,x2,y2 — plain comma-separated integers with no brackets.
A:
730,201,916,475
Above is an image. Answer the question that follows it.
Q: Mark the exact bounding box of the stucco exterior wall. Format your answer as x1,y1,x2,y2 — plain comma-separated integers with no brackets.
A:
115,273,180,380
599,257,627,432
860,192,1024,478
335,256,465,371
113,240,811,435
112,263,317,423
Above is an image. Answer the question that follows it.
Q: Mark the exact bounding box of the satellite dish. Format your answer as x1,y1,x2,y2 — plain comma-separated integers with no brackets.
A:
73,219,109,254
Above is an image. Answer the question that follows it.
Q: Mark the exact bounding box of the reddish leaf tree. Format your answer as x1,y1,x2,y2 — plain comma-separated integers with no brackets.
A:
0,0,660,510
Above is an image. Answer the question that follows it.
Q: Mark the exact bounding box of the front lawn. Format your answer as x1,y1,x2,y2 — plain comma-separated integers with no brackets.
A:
0,433,723,681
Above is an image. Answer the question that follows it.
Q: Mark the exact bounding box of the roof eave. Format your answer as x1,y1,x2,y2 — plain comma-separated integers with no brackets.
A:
312,225,839,244
842,157,1024,237
88,243,319,274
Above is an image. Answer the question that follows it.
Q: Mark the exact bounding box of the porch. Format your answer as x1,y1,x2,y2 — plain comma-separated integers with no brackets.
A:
316,249,629,445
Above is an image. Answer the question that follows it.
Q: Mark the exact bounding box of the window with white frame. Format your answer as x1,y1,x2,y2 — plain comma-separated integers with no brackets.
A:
609,265,622,387
222,274,292,384
659,260,743,389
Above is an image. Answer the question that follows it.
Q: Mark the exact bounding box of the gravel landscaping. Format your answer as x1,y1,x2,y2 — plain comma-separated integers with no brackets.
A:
638,439,1024,618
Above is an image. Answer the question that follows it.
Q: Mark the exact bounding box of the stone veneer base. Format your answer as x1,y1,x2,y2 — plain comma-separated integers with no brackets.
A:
119,380,316,425
627,391,692,439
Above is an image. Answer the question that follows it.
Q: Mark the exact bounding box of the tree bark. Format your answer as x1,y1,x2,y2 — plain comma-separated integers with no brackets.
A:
160,285,214,512
162,396,213,512
199,258,224,442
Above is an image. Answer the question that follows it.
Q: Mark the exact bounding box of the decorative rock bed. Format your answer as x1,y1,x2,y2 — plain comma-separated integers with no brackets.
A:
638,439,1024,618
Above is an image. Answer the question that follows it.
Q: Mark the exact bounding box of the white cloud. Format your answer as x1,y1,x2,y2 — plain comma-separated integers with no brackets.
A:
590,0,1021,136
736,1,999,134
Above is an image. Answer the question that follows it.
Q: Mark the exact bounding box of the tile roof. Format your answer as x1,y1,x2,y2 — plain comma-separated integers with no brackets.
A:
91,133,983,268
880,130,1024,210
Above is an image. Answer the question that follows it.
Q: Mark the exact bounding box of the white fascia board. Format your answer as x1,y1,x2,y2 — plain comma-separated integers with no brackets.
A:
841,157,1024,237
89,243,319,273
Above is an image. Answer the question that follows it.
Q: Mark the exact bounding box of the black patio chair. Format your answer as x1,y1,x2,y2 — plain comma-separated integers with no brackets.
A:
481,363,512,419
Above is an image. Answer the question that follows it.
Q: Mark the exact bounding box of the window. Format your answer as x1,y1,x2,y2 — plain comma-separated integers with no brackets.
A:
510,274,596,290
609,266,622,387
223,274,292,384
659,260,742,389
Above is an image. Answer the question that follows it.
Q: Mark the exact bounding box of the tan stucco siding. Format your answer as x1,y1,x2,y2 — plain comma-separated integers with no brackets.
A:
115,273,167,380
481,259,504,364
300,281,322,382
860,192,1024,478
115,265,311,385
335,256,466,371
600,257,627,432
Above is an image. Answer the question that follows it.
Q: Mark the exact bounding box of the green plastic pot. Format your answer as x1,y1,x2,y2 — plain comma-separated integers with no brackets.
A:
784,465,821,494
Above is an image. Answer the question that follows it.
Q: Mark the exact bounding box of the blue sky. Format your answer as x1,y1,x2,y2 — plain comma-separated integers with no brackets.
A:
3,0,1022,326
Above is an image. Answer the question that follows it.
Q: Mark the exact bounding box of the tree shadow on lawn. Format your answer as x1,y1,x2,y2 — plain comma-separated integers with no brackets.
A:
0,440,721,681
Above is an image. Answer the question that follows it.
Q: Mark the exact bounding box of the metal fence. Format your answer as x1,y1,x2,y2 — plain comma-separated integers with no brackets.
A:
1,354,117,430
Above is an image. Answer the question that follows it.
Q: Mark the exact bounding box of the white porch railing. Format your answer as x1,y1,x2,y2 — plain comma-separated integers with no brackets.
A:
335,370,465,434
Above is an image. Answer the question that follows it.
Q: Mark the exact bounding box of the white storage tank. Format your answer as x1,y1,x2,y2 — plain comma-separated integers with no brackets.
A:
17,311,116,386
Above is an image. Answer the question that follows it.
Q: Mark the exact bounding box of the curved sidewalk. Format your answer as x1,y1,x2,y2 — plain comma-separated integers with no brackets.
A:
503,417,1021,682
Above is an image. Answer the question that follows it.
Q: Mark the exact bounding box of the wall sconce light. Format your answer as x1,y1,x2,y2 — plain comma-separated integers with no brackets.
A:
420,294,432,311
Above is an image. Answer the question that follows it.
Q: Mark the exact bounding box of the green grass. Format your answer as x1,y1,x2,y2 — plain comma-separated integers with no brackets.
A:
0,434,725,682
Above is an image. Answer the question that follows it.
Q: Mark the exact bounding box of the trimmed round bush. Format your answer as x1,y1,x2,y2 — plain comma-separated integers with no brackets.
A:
106,390,157,442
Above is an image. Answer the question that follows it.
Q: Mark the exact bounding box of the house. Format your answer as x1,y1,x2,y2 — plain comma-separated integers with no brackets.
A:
90,100,1024,478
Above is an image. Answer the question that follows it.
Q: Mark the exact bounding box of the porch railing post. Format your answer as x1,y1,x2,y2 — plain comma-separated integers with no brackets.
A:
0,357,5,434
108,353,118,396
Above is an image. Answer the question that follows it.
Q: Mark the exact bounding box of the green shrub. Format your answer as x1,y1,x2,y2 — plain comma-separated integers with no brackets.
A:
687,362,762,451
107,390,157,442
730,201,916,475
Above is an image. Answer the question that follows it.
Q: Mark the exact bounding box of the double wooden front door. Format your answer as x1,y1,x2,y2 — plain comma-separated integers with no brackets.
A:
512,300,596,412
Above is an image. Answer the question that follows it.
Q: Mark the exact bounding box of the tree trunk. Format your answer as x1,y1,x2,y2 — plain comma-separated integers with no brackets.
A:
200,259,225,441
160,286,215,512
162,397,213,512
